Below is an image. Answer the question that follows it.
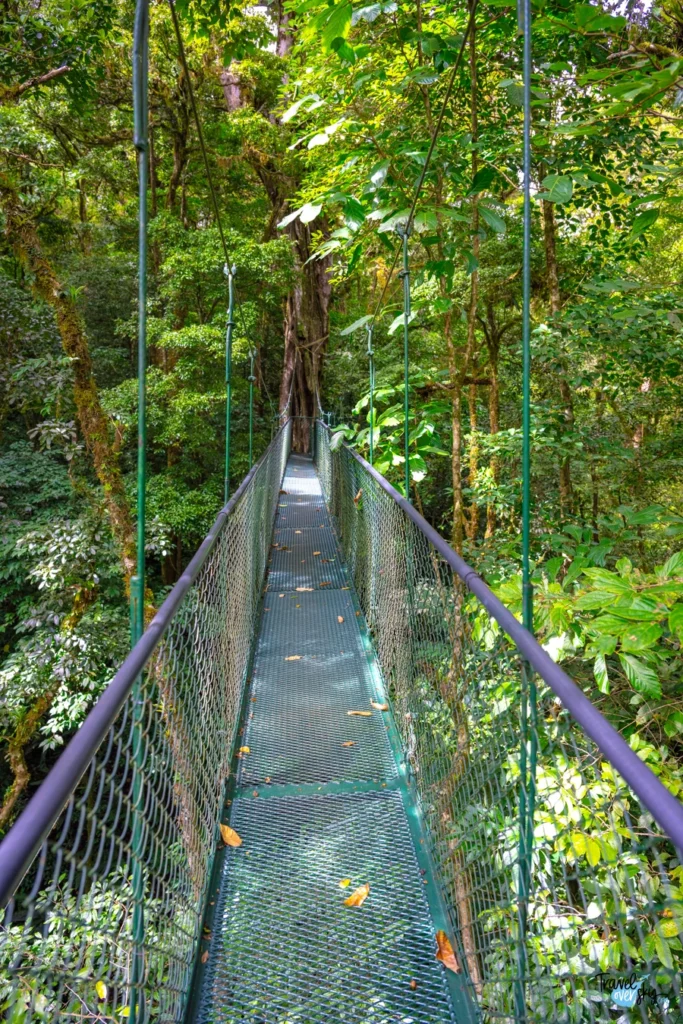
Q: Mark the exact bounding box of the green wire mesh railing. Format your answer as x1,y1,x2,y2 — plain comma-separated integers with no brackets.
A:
315,421,683,1024
0,422,291,1024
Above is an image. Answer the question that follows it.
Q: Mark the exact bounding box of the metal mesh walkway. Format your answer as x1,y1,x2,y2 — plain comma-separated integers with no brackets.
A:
196,455,459,1024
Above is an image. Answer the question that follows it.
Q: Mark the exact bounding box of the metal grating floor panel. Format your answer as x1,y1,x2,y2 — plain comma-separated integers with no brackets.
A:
199,791,456,1024
195,456,458,1024
267,527,346,592
239,589,396,786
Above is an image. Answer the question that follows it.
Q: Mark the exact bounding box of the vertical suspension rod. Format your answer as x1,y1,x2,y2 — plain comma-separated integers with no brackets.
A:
366,324,375,466
248,346,256,469
398,226,411,501
515,0,535,1018
224,264,236,503
130,3,149,1022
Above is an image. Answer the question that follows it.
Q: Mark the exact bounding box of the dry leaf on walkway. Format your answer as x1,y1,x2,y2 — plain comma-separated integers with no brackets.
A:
201,950,209,964
409,979,418,990
313,551,321,556
347,710,372,717
295,530,302,534
435,931,459,973
239,746,250,754
339,878,351,888
371,701,388,712
344,883,370,907
296,587,313,592
342,741,356,747
354,489,362,504
320,581,331,587
337,616,344,624
285,655,302,661
220,824,242,848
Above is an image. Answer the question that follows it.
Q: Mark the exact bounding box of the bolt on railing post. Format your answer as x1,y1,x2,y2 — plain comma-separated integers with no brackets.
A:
131,0,149,1020
515,0,536,1018
397,225,411,501
248,346,256,469
366,324,375,466
224,263,236,503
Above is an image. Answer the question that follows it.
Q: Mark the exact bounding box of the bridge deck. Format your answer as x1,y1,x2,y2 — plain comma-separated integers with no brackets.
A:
196,454,459,1024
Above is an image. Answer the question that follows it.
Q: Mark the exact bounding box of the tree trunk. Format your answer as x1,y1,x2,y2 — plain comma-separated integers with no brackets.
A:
1,181,136,580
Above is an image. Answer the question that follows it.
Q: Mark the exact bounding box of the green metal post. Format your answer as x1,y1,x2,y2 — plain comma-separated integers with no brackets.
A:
248,346,256,469
366,324,375,466
224,264,236,503
515,0,536,1018
131,2,149,1021
398,227,411,501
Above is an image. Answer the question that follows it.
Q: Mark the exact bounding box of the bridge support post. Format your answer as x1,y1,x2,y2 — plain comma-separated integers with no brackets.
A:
224,264,236,503
366,324,375,466
514,0,536,1018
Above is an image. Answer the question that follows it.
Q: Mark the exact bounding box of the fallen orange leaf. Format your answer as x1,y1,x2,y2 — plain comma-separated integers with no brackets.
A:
339,878,351,888
313,551,321,556
337,616,344,624
435,931,459,973
409,979,418,990
320,581,331,587
219,824,242,848
371,701,388,712
342,741,356,747
285,655,302,661
344,882,370,907
201,950,209,964
295,530,302,534
296,587,313,592
348,710,372,717
239,746,250,754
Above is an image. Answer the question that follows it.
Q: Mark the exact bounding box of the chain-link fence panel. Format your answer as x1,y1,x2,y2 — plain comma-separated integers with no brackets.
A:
0,422,291,1024
316,420,683,1024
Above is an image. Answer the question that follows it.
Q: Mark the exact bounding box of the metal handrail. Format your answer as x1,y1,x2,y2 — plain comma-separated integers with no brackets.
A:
0,422,291,908
320,421,683,852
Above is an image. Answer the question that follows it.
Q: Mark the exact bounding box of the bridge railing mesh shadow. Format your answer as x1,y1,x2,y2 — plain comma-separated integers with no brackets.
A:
316,419,683,1024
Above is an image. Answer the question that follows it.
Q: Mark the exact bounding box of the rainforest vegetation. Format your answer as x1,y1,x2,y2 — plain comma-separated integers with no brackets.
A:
1,0,683,869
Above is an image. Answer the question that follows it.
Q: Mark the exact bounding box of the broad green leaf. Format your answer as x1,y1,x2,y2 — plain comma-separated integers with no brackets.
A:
277,207,302,229
470,166,496,194
479,205,506,234
582,568,632,593
629,208,659,240
537,174,573,204
352,1,397,24
299,202,323,224
463,249,479,275
620,622,662,652
321,2,352,49
575,590,617,610
662,551,683,577
308,132,330,148
388,311,415,335
654,930,674,970
282,93,320,123
618,654,661,699
594,654,609,694
669,603,683,639
340,315,373,336
664,711,683,738
586,836,601,867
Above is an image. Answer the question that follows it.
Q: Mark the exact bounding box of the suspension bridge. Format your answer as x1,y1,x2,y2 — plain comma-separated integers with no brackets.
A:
2,0,683,1022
